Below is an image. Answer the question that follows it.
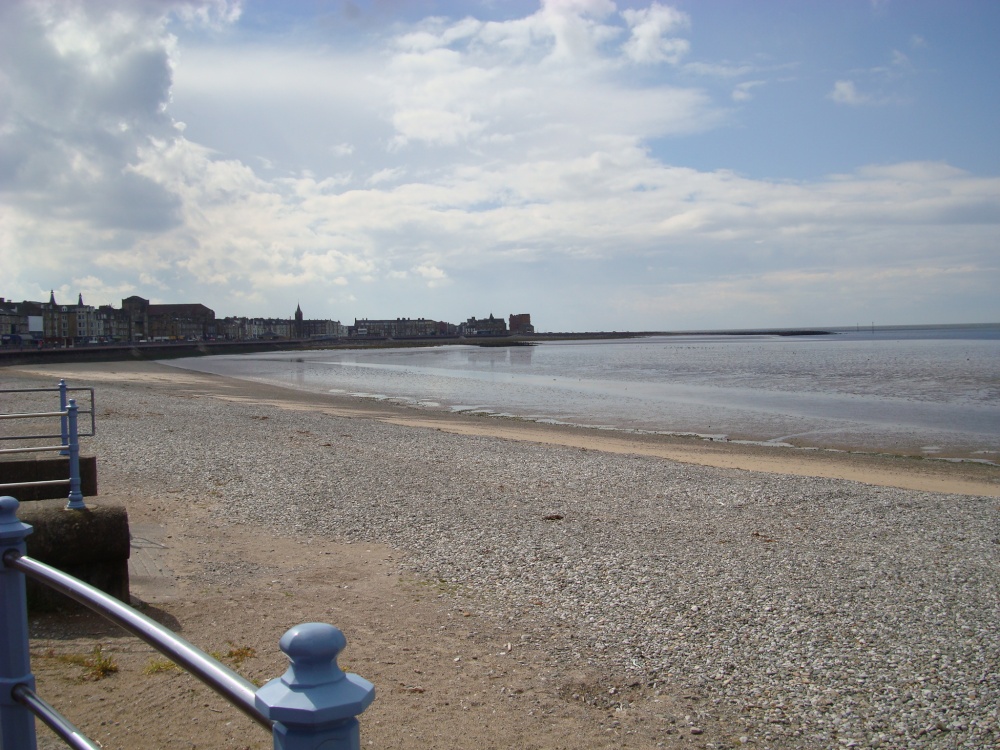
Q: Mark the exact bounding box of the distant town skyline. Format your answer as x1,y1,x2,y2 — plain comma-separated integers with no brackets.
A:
1,289,538,345
2,1,999,331
6,289,529,333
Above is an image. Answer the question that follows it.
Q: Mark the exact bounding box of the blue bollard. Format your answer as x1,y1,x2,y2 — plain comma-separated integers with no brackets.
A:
65,400,85,510
58,380,69,457
0,496,38,750
255,623,375,750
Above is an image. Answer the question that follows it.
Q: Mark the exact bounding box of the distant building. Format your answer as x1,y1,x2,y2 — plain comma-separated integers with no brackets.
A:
121,296,215,341
39,291,101,345
1,292,113,346
215,306,344,341
350,318,453,338
94,304,130,342
120,295,150,341
0,297,41,345
460,313,507,336
296,305,344,338
508,313,534,334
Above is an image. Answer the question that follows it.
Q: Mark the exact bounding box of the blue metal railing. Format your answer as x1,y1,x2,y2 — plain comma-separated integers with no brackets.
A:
0,380,93,509
0,380,95,443
0,495,376,750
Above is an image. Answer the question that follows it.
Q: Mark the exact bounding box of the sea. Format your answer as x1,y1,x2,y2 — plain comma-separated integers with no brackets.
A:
167,324,1000,463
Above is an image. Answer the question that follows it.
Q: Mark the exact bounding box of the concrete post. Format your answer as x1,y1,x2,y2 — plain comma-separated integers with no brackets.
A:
255,623,375,750
0,496,38,750
65,400,85,510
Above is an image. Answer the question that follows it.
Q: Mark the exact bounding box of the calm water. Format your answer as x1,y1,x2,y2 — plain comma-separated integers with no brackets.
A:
167,324,1000,462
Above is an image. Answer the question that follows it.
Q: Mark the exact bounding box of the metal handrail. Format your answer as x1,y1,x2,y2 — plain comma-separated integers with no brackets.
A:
0,417,72,471
0,411,69,420
11,684,101,750
0,382,95,440
0,480,73,490
0,445,67,455
3,549,269,728
0,382,87,508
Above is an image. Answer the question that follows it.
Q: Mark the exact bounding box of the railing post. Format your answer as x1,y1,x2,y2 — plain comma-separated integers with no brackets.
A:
255,623,375,750
65,400,85,510
58,380,69,456
0,496,38,750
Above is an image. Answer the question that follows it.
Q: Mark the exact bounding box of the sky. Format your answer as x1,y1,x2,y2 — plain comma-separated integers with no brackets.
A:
1,0,998,332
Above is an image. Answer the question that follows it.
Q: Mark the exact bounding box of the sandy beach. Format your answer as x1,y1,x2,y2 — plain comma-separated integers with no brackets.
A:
3,360,999,750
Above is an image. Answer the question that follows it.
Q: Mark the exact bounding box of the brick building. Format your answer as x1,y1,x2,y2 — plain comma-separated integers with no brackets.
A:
121,296,215,341
508,313,534,334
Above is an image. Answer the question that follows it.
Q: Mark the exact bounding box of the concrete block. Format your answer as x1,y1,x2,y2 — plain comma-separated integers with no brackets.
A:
16,499,130,611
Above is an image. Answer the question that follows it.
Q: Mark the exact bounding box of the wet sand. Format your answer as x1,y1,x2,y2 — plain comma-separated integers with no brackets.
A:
8,359,999,498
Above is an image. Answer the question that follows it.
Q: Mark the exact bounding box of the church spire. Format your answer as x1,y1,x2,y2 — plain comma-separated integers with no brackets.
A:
49,290,56,305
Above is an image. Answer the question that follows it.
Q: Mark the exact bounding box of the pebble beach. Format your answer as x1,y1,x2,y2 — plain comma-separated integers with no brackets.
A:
4,362,999,749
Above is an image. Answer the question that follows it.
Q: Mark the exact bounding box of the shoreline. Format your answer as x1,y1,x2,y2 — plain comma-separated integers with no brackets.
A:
6,359,999,498
164,342,1000,464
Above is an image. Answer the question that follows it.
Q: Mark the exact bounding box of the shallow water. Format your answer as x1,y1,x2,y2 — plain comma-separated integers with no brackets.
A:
168,325,1000,462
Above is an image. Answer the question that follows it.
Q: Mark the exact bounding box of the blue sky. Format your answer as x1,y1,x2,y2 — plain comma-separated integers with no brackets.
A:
2,0,998,332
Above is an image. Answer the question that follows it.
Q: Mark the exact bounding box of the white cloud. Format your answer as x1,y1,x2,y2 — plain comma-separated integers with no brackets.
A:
621,2,690,64
732,80,765,102
889,49,910,68
852,162,968,182
539,0,619,64
414,263,449,287
367,168,406,186
138,273,168,290
828,79,869,105
829,47,918,108
172,0,242,29
373,5,706,153
684,61,756,78
0,1,182,230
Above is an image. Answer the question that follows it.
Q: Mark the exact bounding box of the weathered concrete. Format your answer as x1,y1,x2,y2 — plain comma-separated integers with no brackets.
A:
0,456,98,501
16,499,130,611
